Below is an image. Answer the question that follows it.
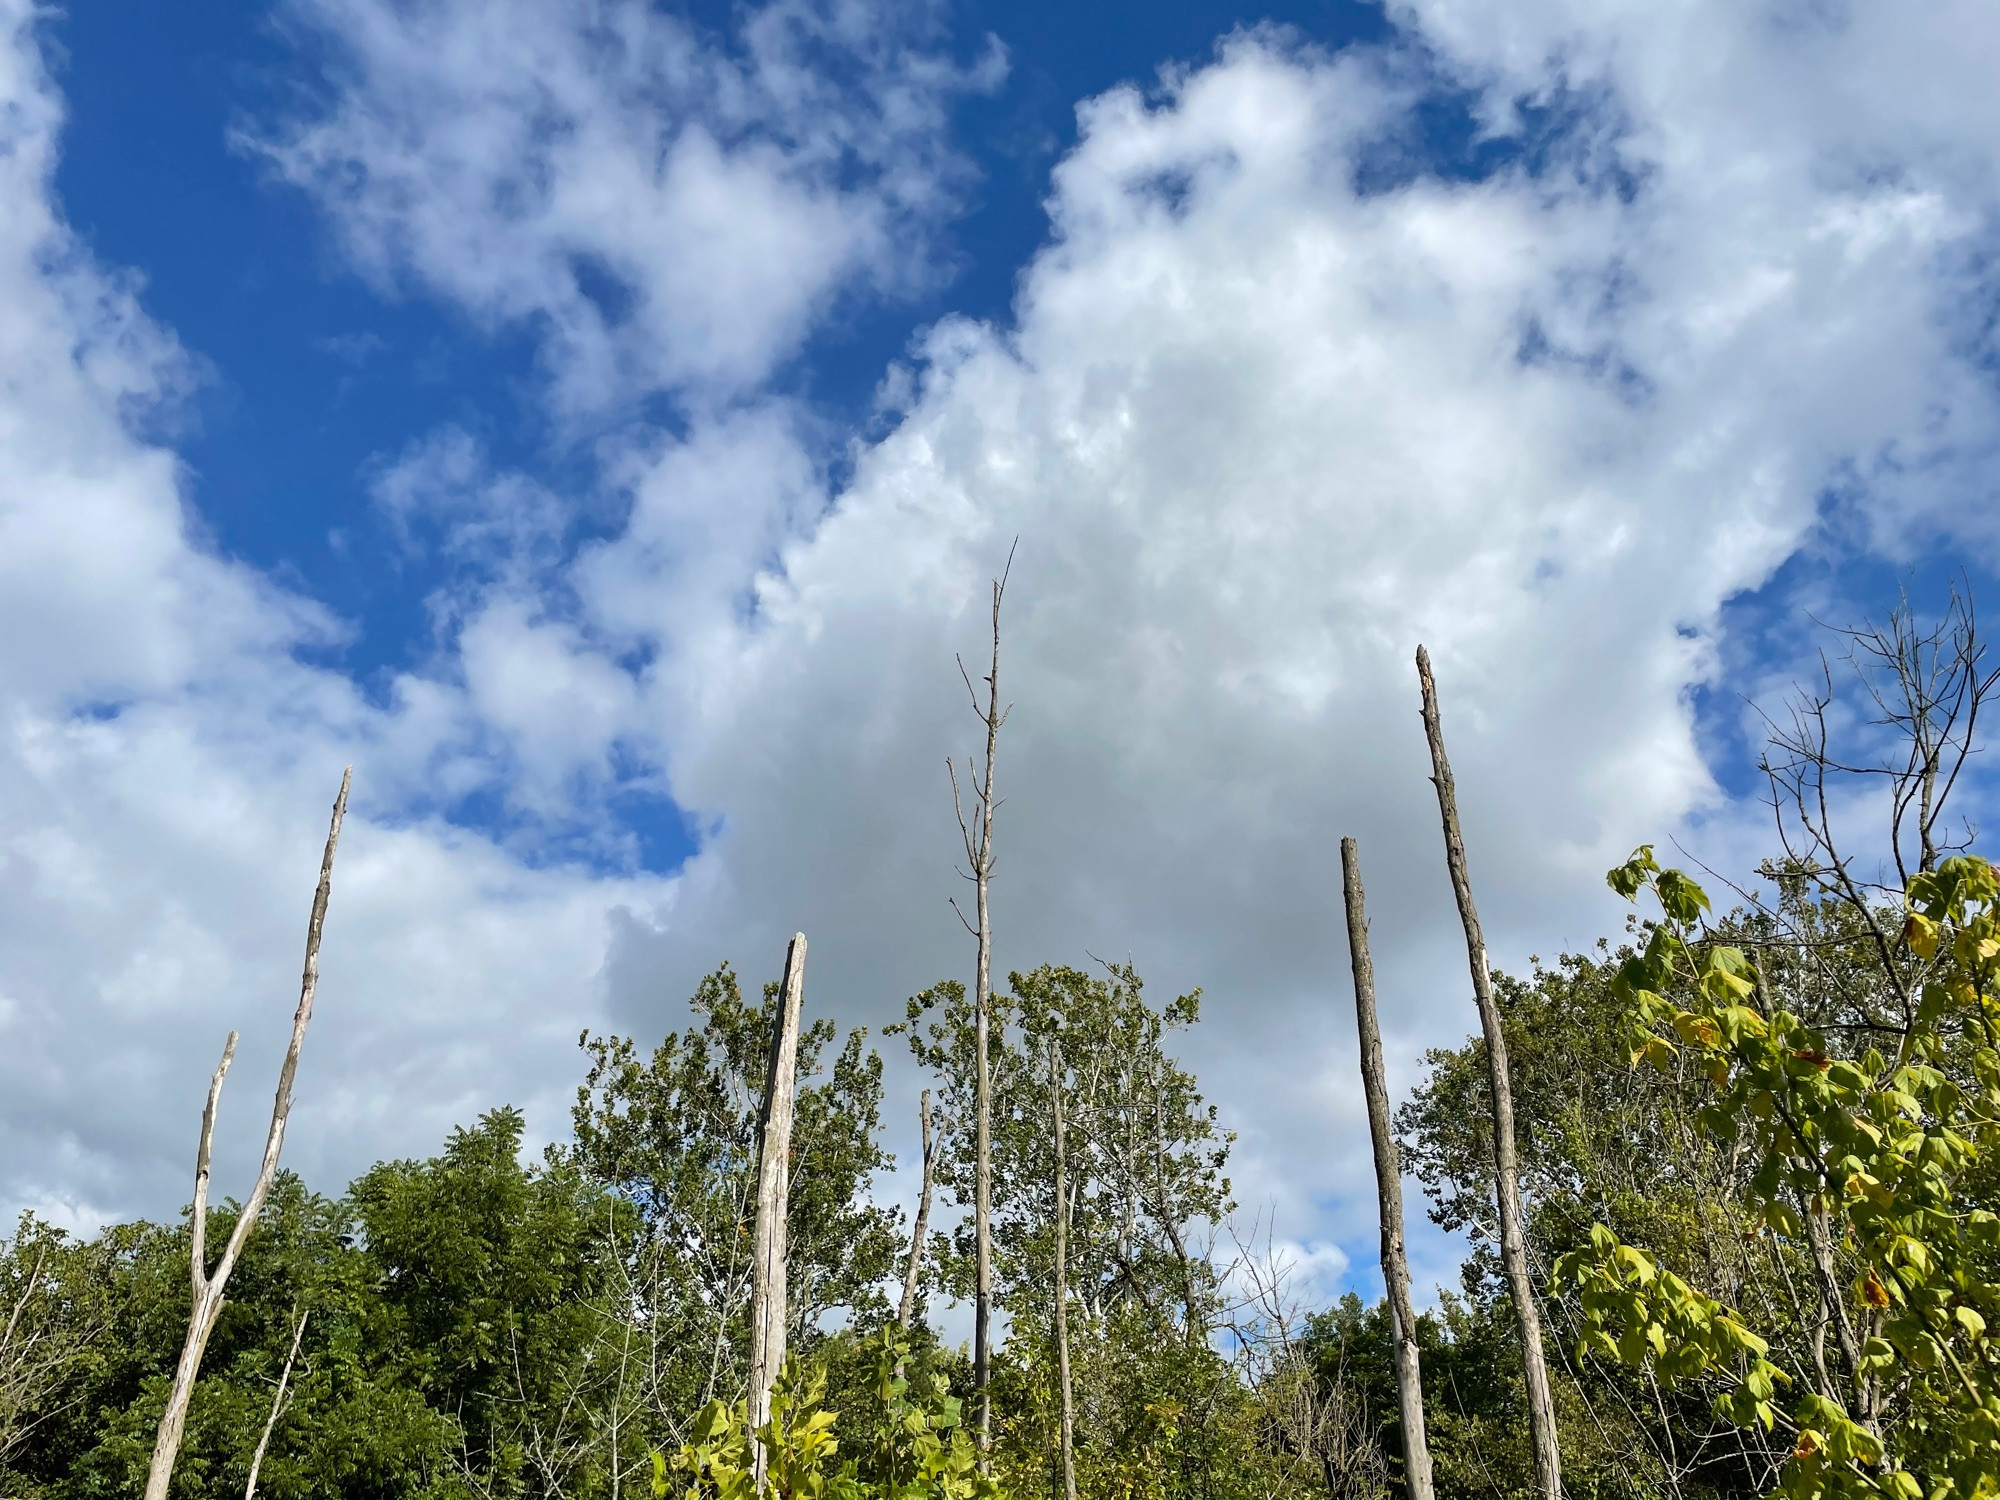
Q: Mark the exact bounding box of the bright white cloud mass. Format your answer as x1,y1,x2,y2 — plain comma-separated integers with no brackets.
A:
4,0,2000,1304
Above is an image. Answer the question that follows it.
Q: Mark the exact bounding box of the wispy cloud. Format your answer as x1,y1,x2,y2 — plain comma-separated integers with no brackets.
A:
252,0,1005,419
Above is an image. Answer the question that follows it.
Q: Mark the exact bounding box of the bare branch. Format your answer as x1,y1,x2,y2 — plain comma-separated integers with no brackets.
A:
145,767,352,1500
190,1032,238,1294
244,1306,308,1500
947,758,980,870
897,1090,938,1330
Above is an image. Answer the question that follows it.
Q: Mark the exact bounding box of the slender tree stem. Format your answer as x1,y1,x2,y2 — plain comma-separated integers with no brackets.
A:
952,543,1015,1457
898,1091,938,1331
244,1307,308,1500
1415,648,1563,1500
1341,837,1435,1500
1049,1040,1077,1500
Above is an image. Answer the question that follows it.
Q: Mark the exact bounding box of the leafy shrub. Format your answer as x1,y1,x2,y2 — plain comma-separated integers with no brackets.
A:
657,1329,1006,1500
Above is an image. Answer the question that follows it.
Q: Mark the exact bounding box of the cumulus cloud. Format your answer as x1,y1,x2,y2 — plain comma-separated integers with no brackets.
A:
537,13,1982,1240
563,19,2000,1272
10,0,2000,1309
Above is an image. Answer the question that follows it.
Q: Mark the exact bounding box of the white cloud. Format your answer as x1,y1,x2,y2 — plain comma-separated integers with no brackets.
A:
0,1,672,1227
564,21,2000,1275
256,0,1003,417
10,0,2000,1313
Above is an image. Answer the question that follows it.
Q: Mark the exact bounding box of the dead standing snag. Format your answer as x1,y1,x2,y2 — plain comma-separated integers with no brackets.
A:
948,540,1016,1455
1340,837,1434,1500
748,932,806,1490
1415,648,1563,1500
144,767,351,1500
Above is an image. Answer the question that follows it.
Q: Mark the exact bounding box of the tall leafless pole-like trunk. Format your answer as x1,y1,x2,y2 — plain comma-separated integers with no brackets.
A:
244,1306,308,1500
749,932,807,1488
897,1090,939,1331
145,768,351,1500
1048,1040,1078,1500
1414,647,1562,1500
1340,838,1435,1500
949,542,1015,1455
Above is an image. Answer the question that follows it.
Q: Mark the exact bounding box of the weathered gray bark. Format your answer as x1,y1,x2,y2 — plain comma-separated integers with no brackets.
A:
244,1306,308,1500
1048,1040,1077,1500
897,1089,938,1330
1340,838,1435,1500
1414,647,1563,1500
749,932,807,1487
949,544,1014,1456
146,768,351,1500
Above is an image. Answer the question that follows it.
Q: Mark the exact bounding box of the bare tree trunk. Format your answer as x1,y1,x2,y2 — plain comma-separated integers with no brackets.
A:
244,1307,308,1500
950,543,1015,1457
1340,838,1435,1500
1048,1041,1077,1500
145,768,351,1500
898,1090,938,1330
1413,647,1562,1500
749,932,807,1488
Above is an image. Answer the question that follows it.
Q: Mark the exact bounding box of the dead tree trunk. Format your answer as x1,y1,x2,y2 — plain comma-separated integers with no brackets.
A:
949,541,1015,1456
1049,1040,1078,1500
749,932,807,1487
244,1306,308,1500
1414,647,1562,1500
897,1090,939,1330
1339,838,1434,1500
145,768,351,1500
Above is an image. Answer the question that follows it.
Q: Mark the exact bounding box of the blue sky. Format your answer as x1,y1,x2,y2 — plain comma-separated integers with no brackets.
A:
8,0,2000,1307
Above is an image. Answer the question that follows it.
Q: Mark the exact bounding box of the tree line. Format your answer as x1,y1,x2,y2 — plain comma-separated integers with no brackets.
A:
2,582,1997,1500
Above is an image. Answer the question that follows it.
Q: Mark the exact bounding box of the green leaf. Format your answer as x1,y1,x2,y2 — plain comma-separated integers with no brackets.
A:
1607,846,1659,899
1655,869,1713,925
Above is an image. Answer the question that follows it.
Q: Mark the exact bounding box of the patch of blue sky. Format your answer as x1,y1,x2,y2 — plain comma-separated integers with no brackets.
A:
1693,540,2000,811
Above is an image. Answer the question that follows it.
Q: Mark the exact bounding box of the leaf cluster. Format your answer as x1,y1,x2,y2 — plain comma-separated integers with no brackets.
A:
1559,850,2000,1498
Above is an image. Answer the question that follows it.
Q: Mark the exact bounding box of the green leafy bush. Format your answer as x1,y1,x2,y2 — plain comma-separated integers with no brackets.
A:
657,1330,1005,1500
1559,849,2000,1499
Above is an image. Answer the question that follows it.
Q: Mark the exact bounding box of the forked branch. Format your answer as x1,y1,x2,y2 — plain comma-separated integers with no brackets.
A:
144,767,352,1500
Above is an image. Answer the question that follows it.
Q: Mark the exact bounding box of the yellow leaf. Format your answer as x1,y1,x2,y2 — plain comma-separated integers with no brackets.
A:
1673,1011,1721,1048
1904,912,1940,960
